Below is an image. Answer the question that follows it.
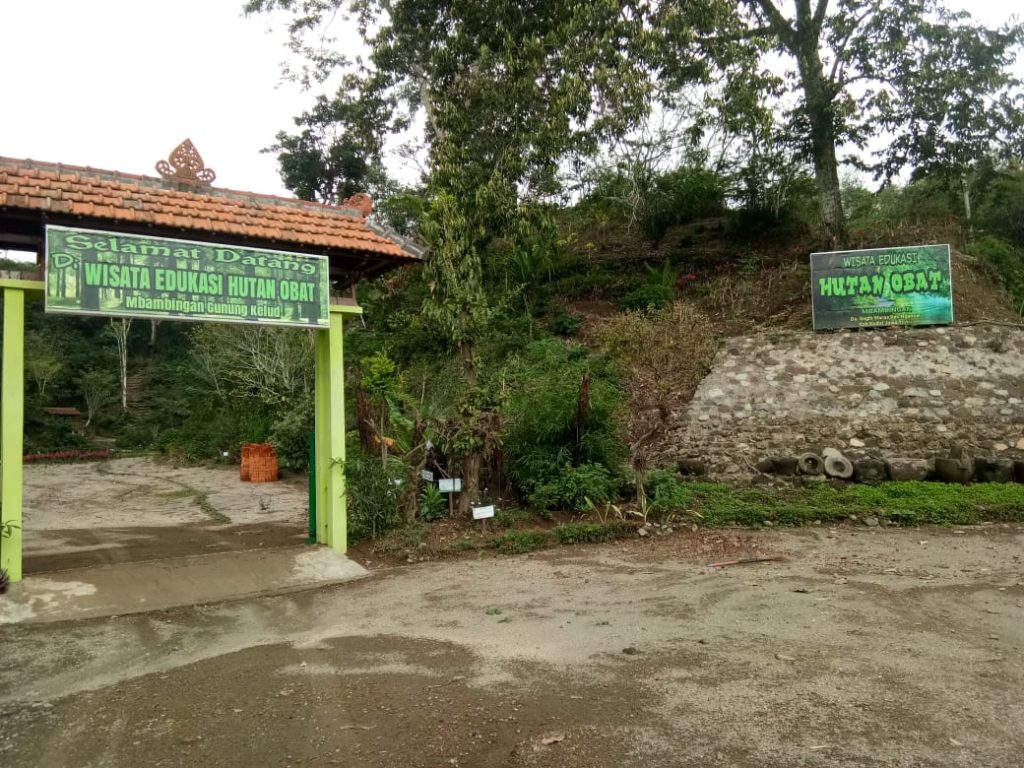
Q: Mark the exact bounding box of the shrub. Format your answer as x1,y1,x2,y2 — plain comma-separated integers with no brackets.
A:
550,312,583,336
345,449,407,541
267,398,314,470
503,338,626,505
554,521,630,544
420,483,447,522
619,283,674,312
645,469,692,517
967,235,1024,312
528,462,618,512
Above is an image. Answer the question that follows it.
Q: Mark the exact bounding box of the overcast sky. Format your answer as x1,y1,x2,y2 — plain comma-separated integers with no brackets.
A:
1,0,1020,201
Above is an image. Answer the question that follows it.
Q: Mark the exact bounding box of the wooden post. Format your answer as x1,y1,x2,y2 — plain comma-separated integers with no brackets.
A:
1,288,26,582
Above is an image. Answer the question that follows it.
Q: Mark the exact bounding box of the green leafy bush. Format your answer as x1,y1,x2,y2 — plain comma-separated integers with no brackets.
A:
645,469,691,517
420,483,447,522
968,235,1024,312
345,449,407,541
528,462,618,512
268,397,314,470
554,521,630,544
619,283,674,312
550,312,583,336
503,338,626,507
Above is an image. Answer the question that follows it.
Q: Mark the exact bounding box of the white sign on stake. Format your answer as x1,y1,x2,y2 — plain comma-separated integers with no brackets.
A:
420,470,435,482
472,504,496,521
438,478,462,493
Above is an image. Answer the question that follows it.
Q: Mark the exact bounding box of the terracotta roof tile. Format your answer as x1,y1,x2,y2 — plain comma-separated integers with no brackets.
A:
0,156,414,261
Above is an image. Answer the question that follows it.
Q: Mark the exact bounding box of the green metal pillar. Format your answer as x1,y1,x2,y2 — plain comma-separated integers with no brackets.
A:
1,288,26,582
313,303,361,553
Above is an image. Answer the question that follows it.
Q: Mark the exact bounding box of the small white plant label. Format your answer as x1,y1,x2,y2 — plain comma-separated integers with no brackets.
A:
439,478,462,493
420,470,434,482
472,504,496,520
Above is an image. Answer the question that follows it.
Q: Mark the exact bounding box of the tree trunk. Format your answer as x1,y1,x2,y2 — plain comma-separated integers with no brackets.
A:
459,452,481,517
793,15,847,248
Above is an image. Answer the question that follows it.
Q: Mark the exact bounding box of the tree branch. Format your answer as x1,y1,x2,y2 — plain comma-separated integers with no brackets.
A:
813,0,829,31
744,0,798,48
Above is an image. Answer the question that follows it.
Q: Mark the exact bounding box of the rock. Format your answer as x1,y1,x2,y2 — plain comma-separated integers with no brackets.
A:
934,457,973,484
798,453,824,476
755,458,776,474
849,438,866,448
622,647,642,655
775,653,796,662
637,528,649,537
853,459,886,484
773,456,799,476
1016,439,1024,451
677,458,707,476
865,516,880,527
885,458,931,482
974,457,1014,484
823,450,854,480
872,383,891,392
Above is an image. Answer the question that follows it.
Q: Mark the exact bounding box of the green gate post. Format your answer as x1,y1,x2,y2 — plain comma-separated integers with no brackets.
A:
1,287,26,582
314,302,361,553
307,430,316,544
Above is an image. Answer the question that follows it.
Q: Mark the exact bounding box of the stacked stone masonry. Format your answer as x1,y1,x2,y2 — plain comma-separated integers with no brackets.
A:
663,324,1024,479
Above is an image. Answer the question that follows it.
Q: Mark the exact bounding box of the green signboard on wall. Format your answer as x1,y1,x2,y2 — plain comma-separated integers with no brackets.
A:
810,244,953,330
44,226,330,328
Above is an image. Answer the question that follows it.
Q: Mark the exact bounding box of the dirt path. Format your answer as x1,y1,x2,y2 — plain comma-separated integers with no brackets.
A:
1,525,1022,767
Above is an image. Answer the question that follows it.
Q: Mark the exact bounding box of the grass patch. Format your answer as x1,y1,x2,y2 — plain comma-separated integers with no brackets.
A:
554,521,631,544
685,481,1024,527
487,529,555,554
495,508,534,528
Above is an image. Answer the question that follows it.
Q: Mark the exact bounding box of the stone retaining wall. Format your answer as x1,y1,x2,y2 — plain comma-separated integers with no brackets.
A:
661,324,1024,479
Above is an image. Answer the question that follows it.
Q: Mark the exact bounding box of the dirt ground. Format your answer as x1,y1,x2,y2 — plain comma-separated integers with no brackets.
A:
2,522,1022,767
22,457,309,572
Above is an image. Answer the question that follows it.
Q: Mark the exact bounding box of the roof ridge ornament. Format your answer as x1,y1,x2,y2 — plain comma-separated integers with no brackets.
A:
155,139,216,185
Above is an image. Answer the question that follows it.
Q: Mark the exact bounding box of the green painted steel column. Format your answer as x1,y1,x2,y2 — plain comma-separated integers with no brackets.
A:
1,288,26,582
314,329,332,546
324,310,348,552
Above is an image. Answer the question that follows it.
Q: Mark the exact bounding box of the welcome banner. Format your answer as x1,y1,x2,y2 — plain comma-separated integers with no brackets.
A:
810,244,953,330
45,226,330,328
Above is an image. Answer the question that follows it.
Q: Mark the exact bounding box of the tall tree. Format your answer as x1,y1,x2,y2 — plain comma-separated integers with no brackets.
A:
660,0,1024,246
248,0,653,512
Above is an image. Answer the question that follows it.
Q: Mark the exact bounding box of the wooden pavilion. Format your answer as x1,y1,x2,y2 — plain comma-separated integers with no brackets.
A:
0,141,418,582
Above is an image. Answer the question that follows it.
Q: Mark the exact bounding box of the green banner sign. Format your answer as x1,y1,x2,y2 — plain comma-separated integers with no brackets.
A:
44,226,330,328
810,244,953,330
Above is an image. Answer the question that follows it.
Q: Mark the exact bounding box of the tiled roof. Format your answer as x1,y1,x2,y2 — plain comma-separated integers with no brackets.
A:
0,156,412,260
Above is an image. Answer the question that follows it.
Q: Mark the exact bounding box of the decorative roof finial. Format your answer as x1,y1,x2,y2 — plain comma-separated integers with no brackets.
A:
342,192,373,218
155,139,216,185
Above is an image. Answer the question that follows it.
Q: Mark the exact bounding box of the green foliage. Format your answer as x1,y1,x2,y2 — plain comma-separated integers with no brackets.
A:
619,283,674,312
528,462,619,512
503,338,625,507
641,167,726,243
267,399,313,470
645,469,692,518
419,483,447,522
550,312,583,336
553,521,630,544
345,449,407,541
975,170,1024,245
494,508,533,528
487,529,554,554
683,481,1024,527
967,236,1024,312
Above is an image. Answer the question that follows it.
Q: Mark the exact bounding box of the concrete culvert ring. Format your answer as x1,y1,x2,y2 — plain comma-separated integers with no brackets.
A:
823,452,854,479
798,453,824,475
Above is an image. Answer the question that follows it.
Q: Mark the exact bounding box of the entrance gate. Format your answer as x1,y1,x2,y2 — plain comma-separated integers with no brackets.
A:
0,148,416,582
